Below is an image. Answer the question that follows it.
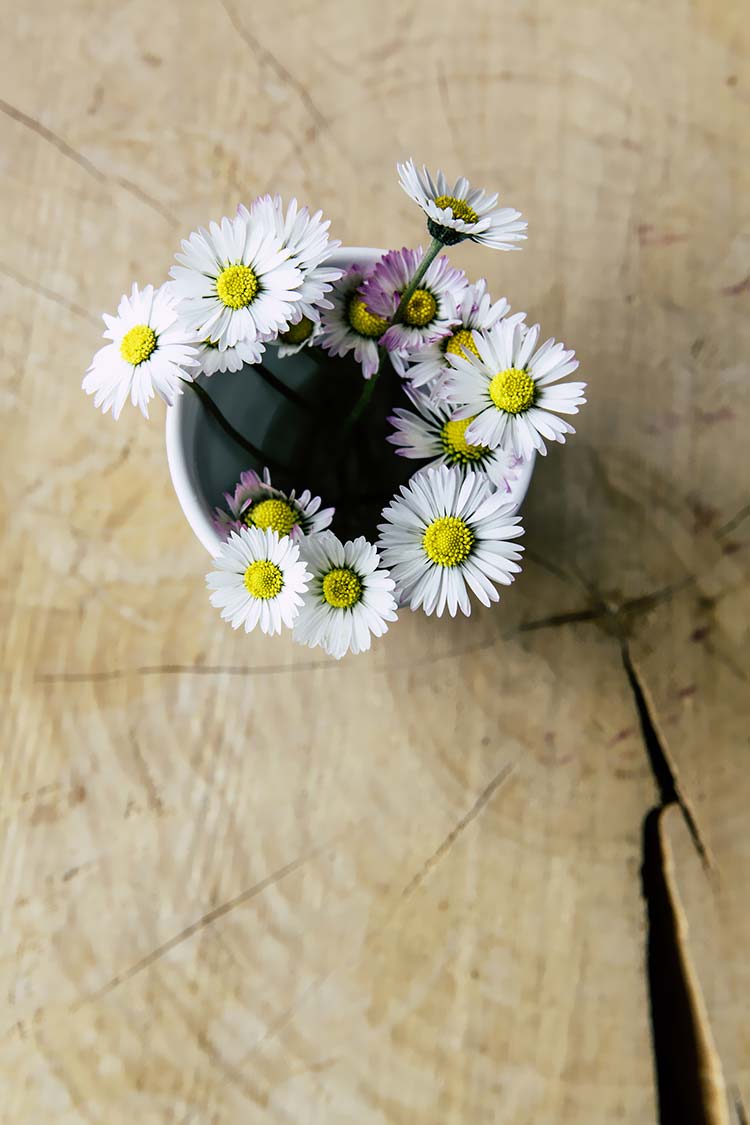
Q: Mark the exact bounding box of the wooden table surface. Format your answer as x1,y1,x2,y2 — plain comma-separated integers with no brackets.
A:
2,2,748,1122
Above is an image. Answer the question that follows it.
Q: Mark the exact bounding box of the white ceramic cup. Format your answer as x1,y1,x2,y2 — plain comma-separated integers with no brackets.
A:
166,247,535,556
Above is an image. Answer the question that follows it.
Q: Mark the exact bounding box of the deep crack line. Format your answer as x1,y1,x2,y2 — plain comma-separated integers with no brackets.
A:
641,810,729,1125
621,638,729,1123
621,639,712,869
733,1089,749,1125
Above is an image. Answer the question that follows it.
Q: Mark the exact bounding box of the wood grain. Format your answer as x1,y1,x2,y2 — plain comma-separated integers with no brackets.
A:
1,0,748,1120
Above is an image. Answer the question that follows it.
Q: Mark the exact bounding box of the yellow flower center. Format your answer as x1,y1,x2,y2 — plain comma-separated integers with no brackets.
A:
322,567,362,609
434,194,479,224
203,338,219,349
488,368,536,414
120,324,157,366
347,296,389,339
423,515,474,567
243,559,284,600
280,316,315,345
247,498,298,537
439,417,485,465
403,287,437,327
445,328,480,360
216,264,259,309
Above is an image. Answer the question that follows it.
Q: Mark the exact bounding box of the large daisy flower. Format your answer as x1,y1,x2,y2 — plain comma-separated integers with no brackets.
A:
359,247,467,363
211,467,334,542
197,337,266,377
241,195,343,320
206,527,309,636
320,265,389,380
387,385,523,493
378,465,524,617
293,532,398,659
169,211,303,348
406,278,522,395
397,159,527,250
444,319,586,459
83,283,199,419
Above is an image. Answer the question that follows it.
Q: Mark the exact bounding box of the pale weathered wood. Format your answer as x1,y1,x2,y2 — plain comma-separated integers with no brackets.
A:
1,0,748,1121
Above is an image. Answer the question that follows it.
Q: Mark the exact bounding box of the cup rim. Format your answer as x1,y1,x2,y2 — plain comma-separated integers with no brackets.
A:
165,245,535,557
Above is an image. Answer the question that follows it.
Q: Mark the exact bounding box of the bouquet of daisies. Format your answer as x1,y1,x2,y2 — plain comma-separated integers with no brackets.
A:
83,160,586,659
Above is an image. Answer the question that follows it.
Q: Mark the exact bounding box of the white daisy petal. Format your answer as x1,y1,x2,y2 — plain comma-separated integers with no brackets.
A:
443,318,586,455
293,531,398,659
83,283,199,420
387,384,526,494
206,527,309,636
397,158,527,251
378,465,524,618
168,208,305,349
404,278,523,397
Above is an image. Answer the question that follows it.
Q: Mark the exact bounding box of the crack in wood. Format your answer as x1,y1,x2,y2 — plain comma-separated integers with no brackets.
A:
76,845,329,1008
34,658,339,683
641,809,729,1125
733,1089,749,1125
621,641,711,869
0,96,177,226
218,0,328,137
621,640,731,1124
399,762,515,902
0,260,100,326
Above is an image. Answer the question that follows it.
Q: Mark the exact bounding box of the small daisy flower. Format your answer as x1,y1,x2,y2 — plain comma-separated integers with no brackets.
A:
197,336,266,376
320,265,390,380
406,278,522,395
360,247,467,362
169,210,303,348
206,527,309,636
387,385,523,493
293,532,398,659
211,467,334,542
241,195,343,320
275,312,323,357
444,319,587,459
83,283,199,419
397,159,527,249
378,465,524,617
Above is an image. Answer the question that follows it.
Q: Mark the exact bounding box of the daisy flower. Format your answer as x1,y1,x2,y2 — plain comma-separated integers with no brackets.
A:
378,465,524,617
211,467,334,542
359,246,467,364
293,532,398,659
196,336,266,376
206,527,309,636
83,283,199,419
397,159,527,249
406,278,522,395
320,265,390,380
275,313,323,357
444,319,586,459
387,385,523,493
241,195,343,320
169,210,303,348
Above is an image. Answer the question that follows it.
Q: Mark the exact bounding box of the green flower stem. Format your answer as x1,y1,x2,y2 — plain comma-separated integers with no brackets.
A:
391,236,444,325
256,363,310,408
341,350,386,436
184,379,284,471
